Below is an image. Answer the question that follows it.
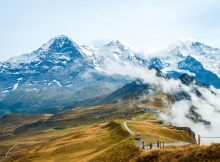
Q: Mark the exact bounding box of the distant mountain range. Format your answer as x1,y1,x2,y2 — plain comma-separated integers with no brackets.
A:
0,35,219,115
148,40,220,88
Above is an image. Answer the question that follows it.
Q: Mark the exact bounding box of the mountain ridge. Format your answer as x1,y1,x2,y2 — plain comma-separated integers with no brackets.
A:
0,35,220,115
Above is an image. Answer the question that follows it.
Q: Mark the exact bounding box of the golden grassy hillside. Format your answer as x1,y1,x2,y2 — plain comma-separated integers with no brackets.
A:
0,93,211,162
12,102,147,135
89,139,139,162
133,144,220,162
0,114,52,133
127,120,194,143
140,93,169,111
1,121,136,162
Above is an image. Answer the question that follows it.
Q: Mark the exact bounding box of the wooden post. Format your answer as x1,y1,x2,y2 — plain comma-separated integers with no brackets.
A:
198,135,201,145
157,141,160,148
150,143,152,150
163,142,164,150
142,141,145,149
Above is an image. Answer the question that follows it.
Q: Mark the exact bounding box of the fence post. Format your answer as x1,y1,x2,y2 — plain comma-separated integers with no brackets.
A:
198,135,200,145
162,142,164,150
157,141,160,148
142,141,145,149
150,143,152,150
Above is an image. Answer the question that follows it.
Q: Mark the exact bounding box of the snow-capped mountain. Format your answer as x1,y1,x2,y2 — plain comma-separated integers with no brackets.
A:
0,36,220,115
0,36,132,115
80,40,147,71
148,40,220,88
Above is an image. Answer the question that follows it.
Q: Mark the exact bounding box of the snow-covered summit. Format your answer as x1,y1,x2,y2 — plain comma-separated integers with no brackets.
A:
105,40,125,48
0,36,130,115
0,36,220,115
39,35,78,53
79,40,139,71
147,40,220,88
156,40,220,78
4,35,83,68
166,40,219,56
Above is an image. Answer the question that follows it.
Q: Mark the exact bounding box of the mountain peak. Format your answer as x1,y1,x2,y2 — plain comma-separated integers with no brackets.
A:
105,40,125,48
169,40,218,52
40,35,78,53
168,40,196,50
52,35,74,43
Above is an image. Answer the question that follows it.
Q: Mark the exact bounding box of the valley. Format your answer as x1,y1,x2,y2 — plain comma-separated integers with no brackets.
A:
0,85,220,162
0,92,212,162
1,106,217,162
0,115,194,162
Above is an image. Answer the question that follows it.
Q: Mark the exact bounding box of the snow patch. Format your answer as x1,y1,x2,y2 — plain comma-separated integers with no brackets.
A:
48,80,62,87
53,80,62,87
65,84,72,88
8,53,40,65
1,90,9,93
12,83,19,91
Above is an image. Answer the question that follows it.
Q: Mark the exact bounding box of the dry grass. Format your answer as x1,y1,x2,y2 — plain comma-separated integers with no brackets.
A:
127,120,193,143
134,113,158,120
1,122,132,162
88,139,140,162
11,102,148,135
0,114,52,133
141,93,169,111
0,93,202,162
133,144,220,162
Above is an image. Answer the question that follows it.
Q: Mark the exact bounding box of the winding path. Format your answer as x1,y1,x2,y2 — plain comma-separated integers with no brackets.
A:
1,144,17,162
123,121,191,151
123,122,135,135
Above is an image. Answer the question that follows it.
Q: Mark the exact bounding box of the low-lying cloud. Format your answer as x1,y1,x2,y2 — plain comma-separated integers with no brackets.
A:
104,60,220,144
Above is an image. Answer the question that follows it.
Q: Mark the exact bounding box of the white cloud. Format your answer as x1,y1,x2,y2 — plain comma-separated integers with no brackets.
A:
103,58,220,144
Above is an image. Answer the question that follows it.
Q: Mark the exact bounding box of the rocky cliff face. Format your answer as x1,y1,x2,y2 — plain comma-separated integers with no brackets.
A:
173,126,197,143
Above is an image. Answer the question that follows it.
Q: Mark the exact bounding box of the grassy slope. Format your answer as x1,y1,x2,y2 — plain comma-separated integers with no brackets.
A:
0,115,216,162
1,122,133,162
127,120,193,143
1,92,214,162
89,139,140,162
0,114,52,133
133,144,220,162
12,102,145,134
140,93,169,111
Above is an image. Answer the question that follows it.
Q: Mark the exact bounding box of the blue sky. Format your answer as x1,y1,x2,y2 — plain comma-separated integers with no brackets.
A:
1,0,220,61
